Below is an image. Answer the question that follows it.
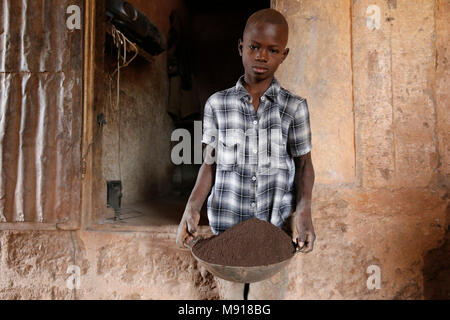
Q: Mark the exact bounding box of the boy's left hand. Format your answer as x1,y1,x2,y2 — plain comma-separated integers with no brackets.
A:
295,207,316,253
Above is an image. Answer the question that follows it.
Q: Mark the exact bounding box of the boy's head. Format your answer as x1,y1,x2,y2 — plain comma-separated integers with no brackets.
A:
238,9,289,82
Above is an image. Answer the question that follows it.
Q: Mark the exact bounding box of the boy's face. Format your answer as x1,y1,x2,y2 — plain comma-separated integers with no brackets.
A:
238,22,289,82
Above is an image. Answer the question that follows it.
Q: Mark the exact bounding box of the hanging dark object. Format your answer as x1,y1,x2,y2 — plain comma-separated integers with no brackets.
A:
106,0,166,56
106,180,123,221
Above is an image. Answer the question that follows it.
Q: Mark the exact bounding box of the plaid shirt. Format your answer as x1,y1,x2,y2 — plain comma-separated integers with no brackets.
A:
202,75,312,235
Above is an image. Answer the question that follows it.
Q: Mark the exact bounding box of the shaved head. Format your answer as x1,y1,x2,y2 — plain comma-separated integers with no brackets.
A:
243,8,289,44
238,8,290,84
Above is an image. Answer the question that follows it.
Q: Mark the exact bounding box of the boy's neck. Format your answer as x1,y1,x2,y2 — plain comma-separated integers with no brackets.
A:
243,74,274,97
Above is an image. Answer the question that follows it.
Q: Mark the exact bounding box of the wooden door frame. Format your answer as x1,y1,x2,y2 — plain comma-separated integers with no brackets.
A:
81,0,182,234
80,0,96,231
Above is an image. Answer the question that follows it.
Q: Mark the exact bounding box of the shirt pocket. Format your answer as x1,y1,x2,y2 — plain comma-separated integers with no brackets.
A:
217,129,240,170
270,140,289,170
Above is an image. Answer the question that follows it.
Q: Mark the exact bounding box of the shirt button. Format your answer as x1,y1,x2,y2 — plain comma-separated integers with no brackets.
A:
253,149,257,154
252,176,257,181
261,96,265,101
253,120,257,125
251,202,256,208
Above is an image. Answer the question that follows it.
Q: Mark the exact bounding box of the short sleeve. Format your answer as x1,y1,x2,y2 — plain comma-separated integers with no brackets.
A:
288,98,312,157
201,98,218,148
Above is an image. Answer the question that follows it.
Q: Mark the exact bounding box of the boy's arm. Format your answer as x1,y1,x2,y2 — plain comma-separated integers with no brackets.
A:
293,151,316,253
176,145,216,248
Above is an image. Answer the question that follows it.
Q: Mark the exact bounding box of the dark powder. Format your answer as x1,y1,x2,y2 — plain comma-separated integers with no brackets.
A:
192,217,295,267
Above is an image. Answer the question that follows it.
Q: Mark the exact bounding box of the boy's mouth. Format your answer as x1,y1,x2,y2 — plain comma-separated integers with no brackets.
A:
252,66,268,74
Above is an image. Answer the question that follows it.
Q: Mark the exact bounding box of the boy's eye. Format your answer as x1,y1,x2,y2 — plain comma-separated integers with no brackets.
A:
248,45,258,50
270,49,279,54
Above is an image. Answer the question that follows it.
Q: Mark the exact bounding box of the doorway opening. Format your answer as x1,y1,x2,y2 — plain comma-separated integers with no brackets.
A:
89,0,270,229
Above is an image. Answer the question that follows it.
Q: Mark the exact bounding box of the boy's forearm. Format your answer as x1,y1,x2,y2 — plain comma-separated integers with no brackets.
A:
294,152,315,213
186,146,216,212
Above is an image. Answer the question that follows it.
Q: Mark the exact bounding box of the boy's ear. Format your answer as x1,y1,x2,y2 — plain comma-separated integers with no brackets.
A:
238,38,243,56
281,47,290,63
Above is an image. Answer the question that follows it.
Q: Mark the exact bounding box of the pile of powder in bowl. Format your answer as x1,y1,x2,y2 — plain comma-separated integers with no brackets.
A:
192,217,295,267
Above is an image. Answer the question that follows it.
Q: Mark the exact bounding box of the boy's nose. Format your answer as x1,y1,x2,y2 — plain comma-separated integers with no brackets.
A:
255,49,268,62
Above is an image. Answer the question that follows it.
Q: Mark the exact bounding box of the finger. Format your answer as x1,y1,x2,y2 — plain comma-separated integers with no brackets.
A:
302,240,314,253
297,238,306,250
186,217,198,237
176,229,188,248
300,234,315,253
298,233,310,252
297,231,306,248
184,234,195,248
298,242,308,252
176,220,191,249
176,232,187,249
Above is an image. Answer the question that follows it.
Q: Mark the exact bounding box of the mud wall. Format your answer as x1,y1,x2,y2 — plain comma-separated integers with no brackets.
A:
272,0,449,299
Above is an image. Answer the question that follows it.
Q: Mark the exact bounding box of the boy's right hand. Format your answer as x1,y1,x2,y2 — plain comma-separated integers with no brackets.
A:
176,206,201,249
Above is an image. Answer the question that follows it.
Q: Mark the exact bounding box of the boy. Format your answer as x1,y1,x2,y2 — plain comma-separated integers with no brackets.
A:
176,8,315,299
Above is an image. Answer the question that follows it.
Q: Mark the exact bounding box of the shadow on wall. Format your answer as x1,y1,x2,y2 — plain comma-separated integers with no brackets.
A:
423,205,450,299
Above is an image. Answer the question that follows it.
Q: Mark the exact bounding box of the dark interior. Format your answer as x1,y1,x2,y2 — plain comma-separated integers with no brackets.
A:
93,0,270,227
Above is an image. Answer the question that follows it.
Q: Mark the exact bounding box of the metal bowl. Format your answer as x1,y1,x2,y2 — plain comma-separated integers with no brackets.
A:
185,237,299,283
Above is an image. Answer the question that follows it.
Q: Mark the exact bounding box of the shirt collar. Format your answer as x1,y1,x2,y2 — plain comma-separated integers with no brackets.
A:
235,75,281,103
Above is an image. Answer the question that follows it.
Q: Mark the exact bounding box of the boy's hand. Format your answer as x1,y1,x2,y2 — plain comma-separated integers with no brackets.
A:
295,206,316,253
176,206,201,249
